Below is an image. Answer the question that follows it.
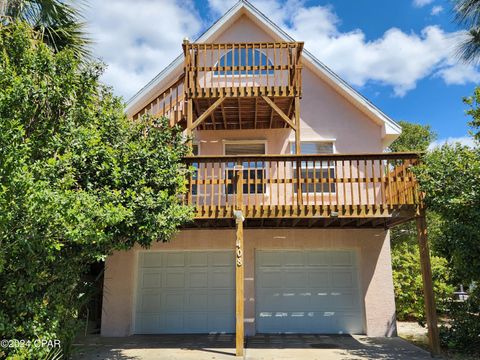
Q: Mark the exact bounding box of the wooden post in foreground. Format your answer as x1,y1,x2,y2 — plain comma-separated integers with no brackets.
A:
416,209,441,356
234,166,245,357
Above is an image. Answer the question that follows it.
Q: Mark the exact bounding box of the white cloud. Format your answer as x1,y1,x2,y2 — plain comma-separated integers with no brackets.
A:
84,0,202,99
208,0,479,97
84,0,480,100
413,0,434,8
429,136,477,149
431,5,443,15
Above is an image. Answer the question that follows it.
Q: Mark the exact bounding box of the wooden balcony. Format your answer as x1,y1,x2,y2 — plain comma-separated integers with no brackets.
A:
181,153,421,229
132,41,304,132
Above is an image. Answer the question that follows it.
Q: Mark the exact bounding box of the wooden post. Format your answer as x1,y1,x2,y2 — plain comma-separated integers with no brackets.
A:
416,208,441,356
234,166,244,357
294,96,302,207
186,98,193,151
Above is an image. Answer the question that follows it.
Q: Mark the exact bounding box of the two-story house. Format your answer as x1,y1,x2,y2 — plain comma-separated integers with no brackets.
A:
100,1,439,356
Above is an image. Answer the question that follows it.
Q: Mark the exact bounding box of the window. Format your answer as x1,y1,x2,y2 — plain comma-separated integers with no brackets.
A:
224,142,266,194
291,141,336,193
214,48,274,76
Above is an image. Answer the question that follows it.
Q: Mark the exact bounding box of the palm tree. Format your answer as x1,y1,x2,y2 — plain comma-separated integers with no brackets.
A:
1,0,90,58
455,0,480,63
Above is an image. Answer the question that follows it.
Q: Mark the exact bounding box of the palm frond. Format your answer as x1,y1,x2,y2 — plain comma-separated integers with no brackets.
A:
3,0,91,58
456,27,480,63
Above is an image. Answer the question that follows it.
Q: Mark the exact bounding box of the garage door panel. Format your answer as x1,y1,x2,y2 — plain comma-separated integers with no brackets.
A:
209,290,234,311
328,251,354,266
188,252,208,267
210,269,233,288
256,251,282,266
165,271,185,288
185,291,208,311
307,270,329,287
256,250,363,334
184,313,208,331
136,251,234,334
258,270,284,287
189,271,208,287
162,292,184,312
142,252,163,268
210,252,231,266
284,271,307,287
166,252,185,267
136,314,161,334
141,270,162,288
164,312,184,332
139,292,161,312
331,270,356,287
306,252,330,266
208,313,235,331
284,251,305,266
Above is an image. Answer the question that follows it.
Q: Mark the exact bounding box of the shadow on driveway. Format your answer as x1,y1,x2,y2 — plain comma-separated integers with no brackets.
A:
72,333,433,360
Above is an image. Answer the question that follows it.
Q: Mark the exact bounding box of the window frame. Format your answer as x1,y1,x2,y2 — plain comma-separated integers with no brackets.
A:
213,48,275,77
290,141,337,195
223,140,268,195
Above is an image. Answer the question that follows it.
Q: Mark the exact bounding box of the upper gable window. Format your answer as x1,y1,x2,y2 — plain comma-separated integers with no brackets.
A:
214,48,274,76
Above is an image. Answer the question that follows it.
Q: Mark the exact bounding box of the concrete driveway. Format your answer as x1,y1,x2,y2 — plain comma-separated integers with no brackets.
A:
72,334,433,360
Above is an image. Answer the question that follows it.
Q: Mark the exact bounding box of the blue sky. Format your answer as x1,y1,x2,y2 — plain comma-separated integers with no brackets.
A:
85,0,479,145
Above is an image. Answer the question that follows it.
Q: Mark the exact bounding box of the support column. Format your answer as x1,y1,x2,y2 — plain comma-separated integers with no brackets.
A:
234,166,245,357
294,96,302,206
416,209,441,356
186,98,193,150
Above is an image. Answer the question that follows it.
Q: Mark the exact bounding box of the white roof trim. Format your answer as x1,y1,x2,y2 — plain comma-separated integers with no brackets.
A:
125,0,401,140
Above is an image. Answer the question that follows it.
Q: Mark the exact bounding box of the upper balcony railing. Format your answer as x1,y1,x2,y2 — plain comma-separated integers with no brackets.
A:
132,75,186,124
183,41,304,98
181,153,421,220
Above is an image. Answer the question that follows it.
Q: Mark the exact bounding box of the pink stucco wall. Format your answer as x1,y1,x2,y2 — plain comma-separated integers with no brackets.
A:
101,228,396,337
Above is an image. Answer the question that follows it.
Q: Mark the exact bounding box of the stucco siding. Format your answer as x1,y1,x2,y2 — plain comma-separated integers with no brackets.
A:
101,229,396,337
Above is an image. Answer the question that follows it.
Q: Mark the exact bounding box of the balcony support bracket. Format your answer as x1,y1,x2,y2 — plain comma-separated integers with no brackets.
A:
262,96,296,129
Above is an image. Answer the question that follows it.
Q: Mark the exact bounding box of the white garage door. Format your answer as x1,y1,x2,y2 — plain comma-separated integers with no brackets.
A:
135,251,235,334
256,250,363,334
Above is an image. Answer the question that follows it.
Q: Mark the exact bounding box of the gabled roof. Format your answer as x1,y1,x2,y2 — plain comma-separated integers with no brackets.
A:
125,0,401,145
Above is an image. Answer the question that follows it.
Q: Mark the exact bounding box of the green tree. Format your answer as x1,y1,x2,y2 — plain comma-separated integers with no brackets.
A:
388,120,436,153
415,90,480,350
0,22,191,359
2,0,90,57
388,121,454,322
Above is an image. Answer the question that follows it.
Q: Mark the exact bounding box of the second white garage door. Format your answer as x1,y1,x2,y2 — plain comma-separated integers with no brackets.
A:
135,251,235,334
256,250,363,334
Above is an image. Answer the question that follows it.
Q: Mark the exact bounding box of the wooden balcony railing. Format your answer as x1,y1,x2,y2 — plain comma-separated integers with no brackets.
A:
132,75,186,125
181,153,421,219
183,41,303,98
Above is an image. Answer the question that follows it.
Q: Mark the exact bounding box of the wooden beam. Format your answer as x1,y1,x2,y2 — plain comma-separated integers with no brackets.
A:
208,99,217,130
220,101,227,129
190,96,225,130
186,99,193,150
262,96,296,129
416,210,441,356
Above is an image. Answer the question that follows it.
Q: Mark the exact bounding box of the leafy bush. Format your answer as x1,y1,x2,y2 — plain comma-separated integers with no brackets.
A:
0,22,192,359
392,240,454,322
440,287,480,352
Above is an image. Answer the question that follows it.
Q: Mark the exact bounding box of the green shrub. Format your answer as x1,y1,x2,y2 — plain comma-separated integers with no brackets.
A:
392,241,454,322
440,287,480,352
0,23,192,359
